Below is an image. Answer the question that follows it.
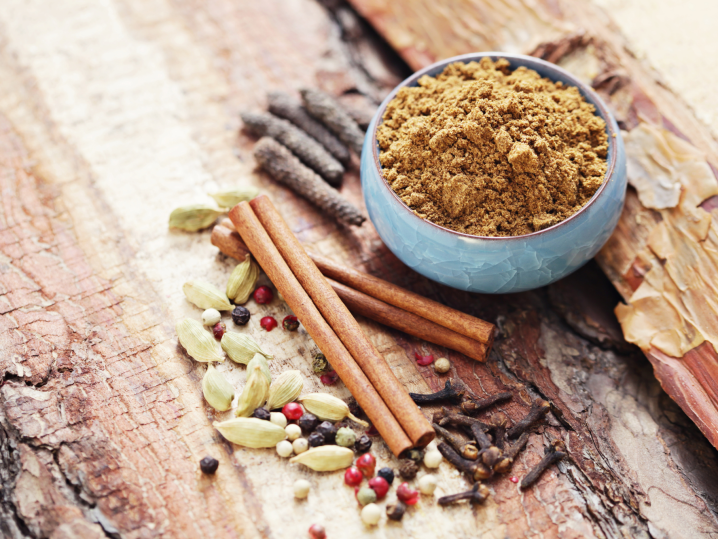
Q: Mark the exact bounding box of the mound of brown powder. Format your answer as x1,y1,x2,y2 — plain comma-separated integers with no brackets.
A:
377,58,608,237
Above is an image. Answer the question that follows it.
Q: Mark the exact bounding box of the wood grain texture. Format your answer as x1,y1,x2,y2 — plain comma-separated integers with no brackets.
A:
0,0,717,537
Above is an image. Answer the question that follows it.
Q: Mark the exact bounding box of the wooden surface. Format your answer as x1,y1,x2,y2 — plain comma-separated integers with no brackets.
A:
1,1,717,539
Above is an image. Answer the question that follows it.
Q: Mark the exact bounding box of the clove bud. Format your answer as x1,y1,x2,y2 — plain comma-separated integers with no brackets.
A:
437,442,491,481
461,391,512,415
409,380,464,405
438,482,490,506
507,399,551,439
520,440,566,489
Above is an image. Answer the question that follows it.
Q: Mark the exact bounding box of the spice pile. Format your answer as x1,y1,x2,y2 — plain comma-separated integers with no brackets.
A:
377,58,609,236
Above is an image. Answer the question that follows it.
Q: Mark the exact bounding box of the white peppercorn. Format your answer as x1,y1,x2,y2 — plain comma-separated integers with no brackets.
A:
423,449,442,468
418,474,438,495
361,503,381,525
292,437,309,454
285,424,302,441
293,479,311,499
433,357,451,374
270,412,288,428
276,440,293,458
202,309,222,326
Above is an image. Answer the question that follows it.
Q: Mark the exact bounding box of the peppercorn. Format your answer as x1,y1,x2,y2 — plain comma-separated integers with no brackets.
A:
354,434,372,454
418,474,438,495
368,476,389,499
377,467,394,485
319,370,339,385
355,453,376,478
335,427,356,448
434,357,451,374
285,424,302,441
344,466,363,487
252,408,271,421
253,285,273,304
361,503,381,525
312,352,329,373
298,413,320,433
282,402,304,420
398,459,418,480
231,305,250,325
282,315,299,331
308,524,326,539
293,479,311,499
307,432,325,447
386,501,406,521
269,411,287,428
414,352,434,366
260,316,277,331
356,487,377,506
407,448,424,463
200,456,219,474
396,482,420,505
315,421,337,444
202,308,221,326
292,437,309,454
212,321,226,340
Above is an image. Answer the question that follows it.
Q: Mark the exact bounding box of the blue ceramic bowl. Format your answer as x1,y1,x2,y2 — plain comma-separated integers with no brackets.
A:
361,52,627,294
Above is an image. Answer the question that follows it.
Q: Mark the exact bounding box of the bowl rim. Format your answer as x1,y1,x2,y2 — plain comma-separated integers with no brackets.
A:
369,51,620,241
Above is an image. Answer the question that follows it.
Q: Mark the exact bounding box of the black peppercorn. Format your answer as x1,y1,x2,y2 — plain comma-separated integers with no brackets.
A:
298,413,319,433
312,352,329,373
307,432,325,447
354,434,372,454
398,459,418,480
377,467,395,485
252,407,271,421
200,456,219,474
231,306,250,325
386,501,406,521
315,421,337,444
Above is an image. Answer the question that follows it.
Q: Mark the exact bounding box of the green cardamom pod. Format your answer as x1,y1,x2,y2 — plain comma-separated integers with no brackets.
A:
169,205,224,231
175,318,225,362
221,332,273,364
226,254,260,304
266,370,303,410
202,365,234,411
209,188,260,208
289,445,354,471
235,362,270,417
182,280,232,311
299,393,369,427
213,417,286,448
247,354,272,385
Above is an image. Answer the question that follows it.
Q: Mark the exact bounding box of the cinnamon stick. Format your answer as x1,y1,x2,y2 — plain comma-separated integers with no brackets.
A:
246,195,435,447
213,220,494,352
229,202,412,456
329,279,488,362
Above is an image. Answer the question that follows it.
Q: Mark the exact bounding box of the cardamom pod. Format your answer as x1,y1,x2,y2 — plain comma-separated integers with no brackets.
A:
221,332,273,364
202,365,234,411
247,354,272,385
266,370,303,410
183,280,232,311
235,362,270,417
289,445,354,471
298,393,369,427
226,254,260,304
176,318,225,362
213,417,286,448
169,205,224,231
209,188,260,208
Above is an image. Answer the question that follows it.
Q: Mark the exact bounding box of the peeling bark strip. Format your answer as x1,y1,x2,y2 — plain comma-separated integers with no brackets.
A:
0,0,717,538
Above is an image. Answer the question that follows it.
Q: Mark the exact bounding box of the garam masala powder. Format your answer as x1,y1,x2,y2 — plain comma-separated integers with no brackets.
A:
377,58,608,237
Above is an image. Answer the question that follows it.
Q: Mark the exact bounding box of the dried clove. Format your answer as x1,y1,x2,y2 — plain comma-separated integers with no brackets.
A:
461,391,513,415
241,111,344,185
433,423,478,461
267,91,351,166
478,445,501,469
489,413,509,451
300,88,365,155
493,432,529,474
438,410,491,431
520,440,567,489
409,380,464,405
253,137,365,227
437,442,492,481
507,399,551,439
469,422,493,451
438,482,490,506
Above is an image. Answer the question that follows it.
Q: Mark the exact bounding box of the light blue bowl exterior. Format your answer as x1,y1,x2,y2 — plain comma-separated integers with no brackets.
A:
361,52,627,294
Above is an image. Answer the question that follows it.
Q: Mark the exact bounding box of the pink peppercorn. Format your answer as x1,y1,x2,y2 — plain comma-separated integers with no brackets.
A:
253,285,273,304
282,315,299,331
282,402,303,420
344,467,363,487
212,321,226,340
415,353,434,366
396,482,419,505
368,476,389,499
308,524,326,539
320,370,339,385
510,476,519,483
355,453,376,478
260,316,277,332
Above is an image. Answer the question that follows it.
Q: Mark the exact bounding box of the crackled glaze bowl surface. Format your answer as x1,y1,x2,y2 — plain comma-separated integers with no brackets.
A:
361,52,627,294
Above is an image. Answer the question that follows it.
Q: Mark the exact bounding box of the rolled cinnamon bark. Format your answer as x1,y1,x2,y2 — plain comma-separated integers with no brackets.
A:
229,202,412,456
211,223,490,361
214,218,494,348
249,195,435,447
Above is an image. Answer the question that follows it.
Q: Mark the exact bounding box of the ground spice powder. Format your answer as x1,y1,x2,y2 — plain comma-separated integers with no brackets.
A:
377,58,608,236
